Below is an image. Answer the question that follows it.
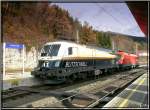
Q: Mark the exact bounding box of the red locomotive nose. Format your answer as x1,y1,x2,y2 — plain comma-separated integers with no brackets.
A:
117,60,123,64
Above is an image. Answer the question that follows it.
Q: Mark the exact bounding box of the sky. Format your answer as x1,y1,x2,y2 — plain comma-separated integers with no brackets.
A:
53,3,145,37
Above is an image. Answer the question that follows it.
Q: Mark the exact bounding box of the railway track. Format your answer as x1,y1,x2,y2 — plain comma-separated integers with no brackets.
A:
2,68,147,108
2,68,133,101
48,68,146,108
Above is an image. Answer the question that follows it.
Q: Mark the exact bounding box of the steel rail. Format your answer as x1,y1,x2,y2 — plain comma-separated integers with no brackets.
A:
2,68,145,108
49,69,144,107
85,71,145,108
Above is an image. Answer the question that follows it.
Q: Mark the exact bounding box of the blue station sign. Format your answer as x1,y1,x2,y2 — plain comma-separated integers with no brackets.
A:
5,43,24,49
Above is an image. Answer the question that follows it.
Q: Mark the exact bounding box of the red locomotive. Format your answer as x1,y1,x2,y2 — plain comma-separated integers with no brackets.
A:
117,50,139,69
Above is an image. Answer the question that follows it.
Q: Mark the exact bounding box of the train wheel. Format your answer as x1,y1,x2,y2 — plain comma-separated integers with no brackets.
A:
111,68,115,74
94,69,102,79
65,77,73,84
66,74,76,84
87,71,93,79
82,72,88,80
107,69,111,74
66,79,73,84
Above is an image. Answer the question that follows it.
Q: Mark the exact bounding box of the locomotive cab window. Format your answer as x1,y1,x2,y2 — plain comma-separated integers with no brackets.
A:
41,44,61,56
68,47,72,55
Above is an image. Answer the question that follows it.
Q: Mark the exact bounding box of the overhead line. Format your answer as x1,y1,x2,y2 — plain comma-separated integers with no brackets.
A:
94,3,124,27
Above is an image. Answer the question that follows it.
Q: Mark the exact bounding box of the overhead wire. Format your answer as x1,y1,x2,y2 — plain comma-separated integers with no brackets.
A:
94,3,124,27
94,3,144,37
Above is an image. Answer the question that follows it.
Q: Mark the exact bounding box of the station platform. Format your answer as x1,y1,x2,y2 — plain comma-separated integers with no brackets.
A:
104,73,148,108
3,72,42,90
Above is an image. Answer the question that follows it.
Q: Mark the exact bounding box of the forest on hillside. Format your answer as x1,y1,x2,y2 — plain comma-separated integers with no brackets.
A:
2,2,147,52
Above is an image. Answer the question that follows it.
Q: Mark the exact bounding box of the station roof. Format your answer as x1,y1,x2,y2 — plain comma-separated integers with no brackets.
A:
127,2,148,37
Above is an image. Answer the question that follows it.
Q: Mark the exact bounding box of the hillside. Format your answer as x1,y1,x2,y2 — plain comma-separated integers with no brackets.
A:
2,2,147,52
2,3,73,49
109,31,147,42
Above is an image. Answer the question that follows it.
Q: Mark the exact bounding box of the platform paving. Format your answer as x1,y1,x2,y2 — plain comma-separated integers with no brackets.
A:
103,73,148,108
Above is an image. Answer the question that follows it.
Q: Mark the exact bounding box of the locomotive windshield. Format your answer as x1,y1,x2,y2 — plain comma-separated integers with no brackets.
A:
41,44,60,56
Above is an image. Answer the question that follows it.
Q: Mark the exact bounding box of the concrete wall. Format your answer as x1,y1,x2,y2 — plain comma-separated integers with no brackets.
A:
5,46,38,72
3,73,43,90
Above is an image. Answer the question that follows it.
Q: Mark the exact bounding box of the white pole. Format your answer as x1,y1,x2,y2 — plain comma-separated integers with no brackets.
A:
76,29,79,44
135,43,138,55
22,44,24,74
112,39,115,51
3,42,5,77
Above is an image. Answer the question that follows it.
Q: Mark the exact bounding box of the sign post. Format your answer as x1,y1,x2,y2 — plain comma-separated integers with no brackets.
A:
3,43,5,77
23,44,24,74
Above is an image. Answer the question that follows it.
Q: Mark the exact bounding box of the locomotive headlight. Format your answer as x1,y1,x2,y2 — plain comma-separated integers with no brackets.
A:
55,61,60,67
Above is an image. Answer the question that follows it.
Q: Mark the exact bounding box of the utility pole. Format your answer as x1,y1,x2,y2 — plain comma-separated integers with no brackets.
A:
74,18,80,44
76,29,79,44
135,43,138,55
3,42,5,77
112,38,115,51
116,35,119,51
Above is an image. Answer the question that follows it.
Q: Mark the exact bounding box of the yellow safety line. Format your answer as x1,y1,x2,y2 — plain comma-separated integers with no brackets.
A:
126,88,147,94
119,78,145,107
